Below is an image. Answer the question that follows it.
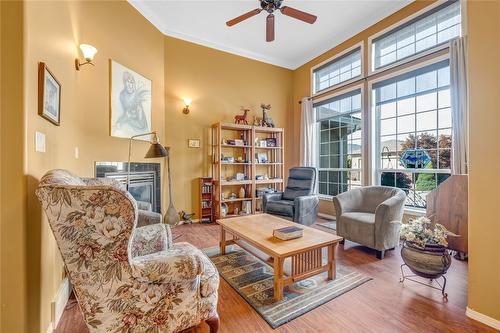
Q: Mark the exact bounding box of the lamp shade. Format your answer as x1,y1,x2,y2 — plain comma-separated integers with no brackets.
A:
80,44,98,61
145,143,167,158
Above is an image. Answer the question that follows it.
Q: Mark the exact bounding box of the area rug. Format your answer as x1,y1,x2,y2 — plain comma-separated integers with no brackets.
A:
317,219,337,231
204,245,371,328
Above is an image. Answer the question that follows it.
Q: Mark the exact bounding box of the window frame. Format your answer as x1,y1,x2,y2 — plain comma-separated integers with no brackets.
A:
311,41,364,97
368,0,463,75
314,83,366,199
368,53,452,209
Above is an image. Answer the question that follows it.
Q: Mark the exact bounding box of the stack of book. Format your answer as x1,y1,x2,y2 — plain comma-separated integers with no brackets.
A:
273,226,303,240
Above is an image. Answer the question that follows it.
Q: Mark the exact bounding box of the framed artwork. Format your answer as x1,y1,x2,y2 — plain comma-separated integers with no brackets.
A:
266,138,277,147
110,60,152,139
257,152,268,163
38,62,61,126
188,139,200,148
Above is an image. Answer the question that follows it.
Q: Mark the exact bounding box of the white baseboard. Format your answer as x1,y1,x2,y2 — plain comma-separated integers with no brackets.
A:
466,307,500,330
46,324,53,333
51,277,72,331
318,212,336,220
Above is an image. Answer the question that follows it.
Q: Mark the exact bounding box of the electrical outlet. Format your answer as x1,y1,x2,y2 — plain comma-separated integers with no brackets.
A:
35,131,46,152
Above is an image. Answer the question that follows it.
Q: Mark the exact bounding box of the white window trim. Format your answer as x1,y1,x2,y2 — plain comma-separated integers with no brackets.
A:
367,0,460,76
314,83,365,199
367,52,451,193
311,41,364,97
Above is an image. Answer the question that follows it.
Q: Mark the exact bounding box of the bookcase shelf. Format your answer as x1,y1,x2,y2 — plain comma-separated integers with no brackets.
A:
211,122,285,219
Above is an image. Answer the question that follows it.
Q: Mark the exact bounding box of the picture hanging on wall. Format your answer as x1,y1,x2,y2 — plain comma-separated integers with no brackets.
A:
109,59,152,139
38,62,61,126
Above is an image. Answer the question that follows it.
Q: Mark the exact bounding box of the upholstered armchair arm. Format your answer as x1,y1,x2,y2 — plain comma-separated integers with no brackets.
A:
130,242,211,285
374,190,406,249
332,188,363,217
293,195,319,226
262,192,283,212
130,223,172,258
137,210,162,227
81,177,126,191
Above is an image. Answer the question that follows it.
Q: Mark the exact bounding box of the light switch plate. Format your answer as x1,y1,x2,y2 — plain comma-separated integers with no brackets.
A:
35,131,46,152
74,147,79,159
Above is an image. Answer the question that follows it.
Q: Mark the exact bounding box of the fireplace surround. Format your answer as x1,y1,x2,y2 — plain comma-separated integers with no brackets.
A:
95,162,161,213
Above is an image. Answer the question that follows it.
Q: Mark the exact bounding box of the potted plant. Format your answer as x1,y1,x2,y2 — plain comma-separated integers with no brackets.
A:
400,216,452,279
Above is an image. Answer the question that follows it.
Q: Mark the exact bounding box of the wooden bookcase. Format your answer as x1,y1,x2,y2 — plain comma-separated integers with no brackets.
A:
211,122,285,219
199,177,214,223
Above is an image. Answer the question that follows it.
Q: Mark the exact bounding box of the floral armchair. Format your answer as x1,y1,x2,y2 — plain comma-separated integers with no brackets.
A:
36,169,219,333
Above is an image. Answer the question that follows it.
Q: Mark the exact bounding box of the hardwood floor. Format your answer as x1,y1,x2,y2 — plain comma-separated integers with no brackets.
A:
56,220,496,333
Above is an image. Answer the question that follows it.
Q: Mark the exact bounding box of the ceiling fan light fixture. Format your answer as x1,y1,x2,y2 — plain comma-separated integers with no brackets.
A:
226,0,317,42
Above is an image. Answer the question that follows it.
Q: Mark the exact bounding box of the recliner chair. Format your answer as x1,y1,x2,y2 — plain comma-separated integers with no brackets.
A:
262,167,319,226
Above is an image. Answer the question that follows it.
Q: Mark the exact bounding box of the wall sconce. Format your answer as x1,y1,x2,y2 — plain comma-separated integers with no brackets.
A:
182,98,192,114
75,44,98,70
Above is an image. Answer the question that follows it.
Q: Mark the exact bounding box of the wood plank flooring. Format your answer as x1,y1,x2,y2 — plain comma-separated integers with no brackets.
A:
55,220,497,333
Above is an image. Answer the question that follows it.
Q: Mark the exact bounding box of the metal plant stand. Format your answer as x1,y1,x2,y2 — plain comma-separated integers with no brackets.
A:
400,264,448,299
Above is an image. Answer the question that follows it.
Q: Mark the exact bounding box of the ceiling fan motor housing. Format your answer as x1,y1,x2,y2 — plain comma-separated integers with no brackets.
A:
261,0,283,13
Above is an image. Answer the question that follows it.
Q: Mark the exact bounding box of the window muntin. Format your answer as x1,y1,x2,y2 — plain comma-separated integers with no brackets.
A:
313,48,362,94
373,60,452,208
372,0,461,71
316,90,362,196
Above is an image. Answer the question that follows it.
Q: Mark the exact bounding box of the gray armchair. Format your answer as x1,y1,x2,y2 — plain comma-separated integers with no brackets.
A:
262,167,319,226
333,186,406,259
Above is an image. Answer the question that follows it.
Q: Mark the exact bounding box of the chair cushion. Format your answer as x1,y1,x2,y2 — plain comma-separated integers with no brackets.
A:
283,167,316,200
265,200,295,217
340,212,376,248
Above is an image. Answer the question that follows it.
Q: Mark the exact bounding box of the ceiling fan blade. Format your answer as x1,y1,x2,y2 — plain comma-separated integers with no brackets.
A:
266,14,275,42
226,8,262,27
280,6,317,24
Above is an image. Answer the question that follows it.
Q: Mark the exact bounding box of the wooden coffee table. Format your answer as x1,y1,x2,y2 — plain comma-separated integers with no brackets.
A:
217,214,342,301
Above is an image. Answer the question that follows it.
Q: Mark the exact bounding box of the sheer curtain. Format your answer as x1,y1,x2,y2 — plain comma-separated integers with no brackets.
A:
299,97,317,167
450,36,469,174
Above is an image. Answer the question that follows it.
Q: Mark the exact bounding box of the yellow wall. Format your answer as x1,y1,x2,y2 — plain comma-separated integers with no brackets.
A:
164,36,292,216
467,0,500,323
1,2,27,332
23,1,166,332
1,1,292,332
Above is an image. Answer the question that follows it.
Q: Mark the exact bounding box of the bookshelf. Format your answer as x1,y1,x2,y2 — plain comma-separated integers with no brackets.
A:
199,177,214,223
211,122,285,219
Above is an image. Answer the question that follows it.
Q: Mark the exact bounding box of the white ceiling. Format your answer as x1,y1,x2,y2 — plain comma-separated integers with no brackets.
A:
128,0,412,69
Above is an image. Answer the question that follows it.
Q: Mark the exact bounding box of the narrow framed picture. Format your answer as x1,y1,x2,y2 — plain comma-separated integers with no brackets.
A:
38,62,61,126
266,138,277,147
188,139,200,148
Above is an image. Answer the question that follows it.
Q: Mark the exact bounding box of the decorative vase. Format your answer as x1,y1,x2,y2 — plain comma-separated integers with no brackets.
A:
238,187,246,199
401,241,452,279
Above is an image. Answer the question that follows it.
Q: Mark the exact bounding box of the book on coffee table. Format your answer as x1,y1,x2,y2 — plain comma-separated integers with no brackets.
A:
273,226,303,240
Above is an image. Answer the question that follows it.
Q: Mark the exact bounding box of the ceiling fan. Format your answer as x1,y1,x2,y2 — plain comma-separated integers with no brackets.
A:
226,0,317,42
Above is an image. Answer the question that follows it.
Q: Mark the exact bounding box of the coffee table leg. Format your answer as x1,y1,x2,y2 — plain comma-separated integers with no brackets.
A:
273,257,284,302
328,243,338,280
220,226,226,255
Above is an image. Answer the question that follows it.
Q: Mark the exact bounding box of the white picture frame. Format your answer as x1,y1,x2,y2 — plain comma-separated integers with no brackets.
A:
110,60,152,139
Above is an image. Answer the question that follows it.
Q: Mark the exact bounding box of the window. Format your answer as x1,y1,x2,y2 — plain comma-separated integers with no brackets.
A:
313,47,362,94
372,0,461,70
316,89,362,196
373,60,452,208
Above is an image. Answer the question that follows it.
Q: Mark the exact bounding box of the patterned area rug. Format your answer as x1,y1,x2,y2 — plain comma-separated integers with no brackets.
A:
204,245,371,328
317,219,337,231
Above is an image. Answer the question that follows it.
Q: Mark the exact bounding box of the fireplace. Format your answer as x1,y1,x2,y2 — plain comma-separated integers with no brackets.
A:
95,162,161,213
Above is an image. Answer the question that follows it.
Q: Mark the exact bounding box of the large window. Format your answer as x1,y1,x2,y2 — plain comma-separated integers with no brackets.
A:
373,60,452,208
313,47,362,94
316,89,362,196
372,0,461,70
